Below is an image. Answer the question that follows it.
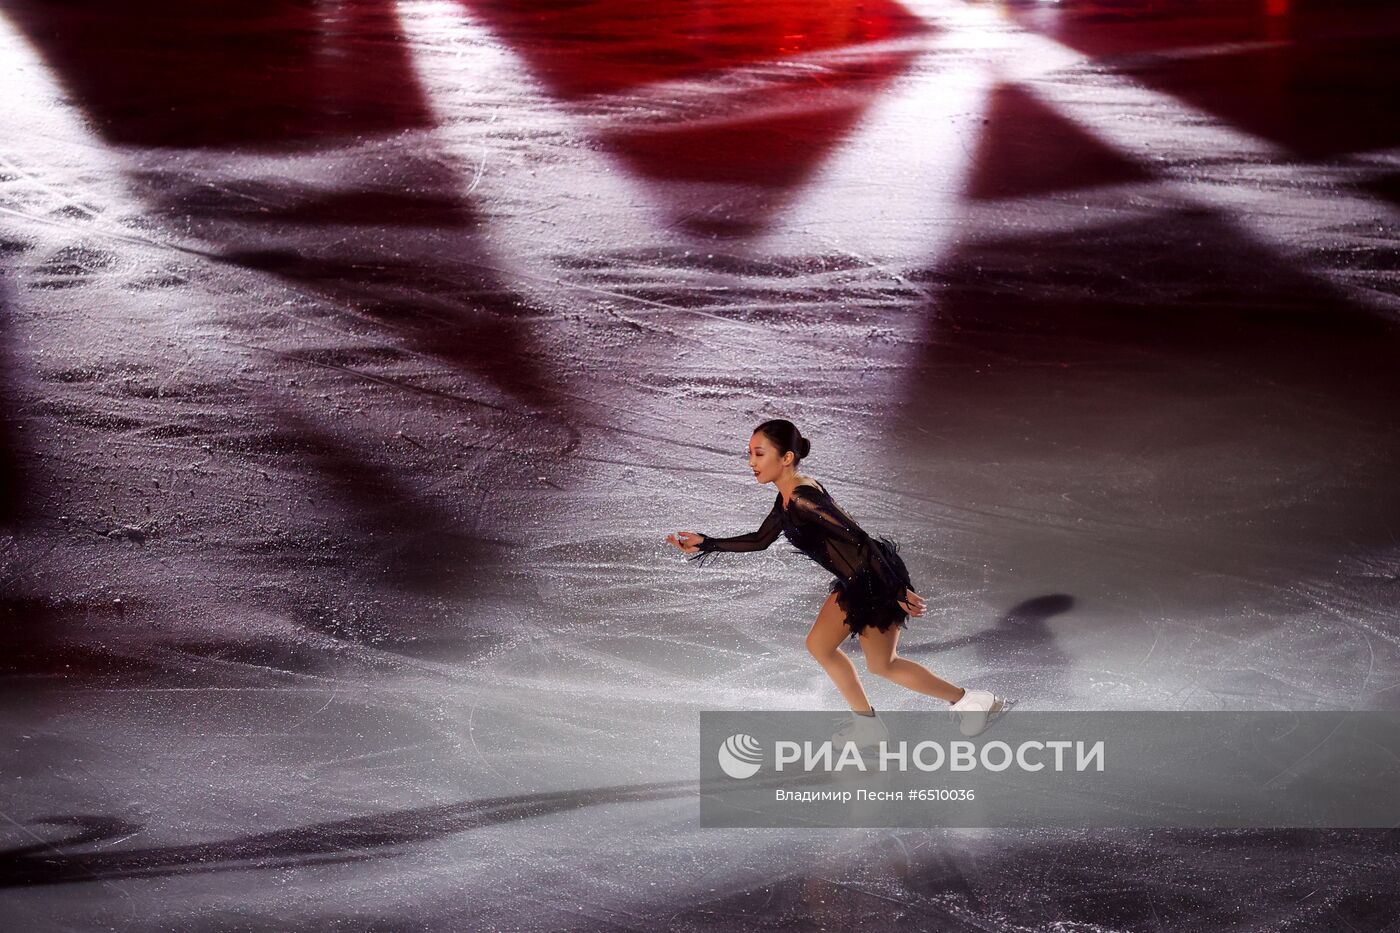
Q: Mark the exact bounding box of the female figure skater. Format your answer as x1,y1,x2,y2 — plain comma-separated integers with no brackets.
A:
667,420,1008,742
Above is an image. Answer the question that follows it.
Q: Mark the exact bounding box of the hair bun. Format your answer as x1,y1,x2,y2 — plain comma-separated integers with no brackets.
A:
799,437,812,459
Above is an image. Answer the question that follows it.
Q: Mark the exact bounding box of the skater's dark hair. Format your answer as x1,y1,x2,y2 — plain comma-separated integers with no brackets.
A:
754,419,810,467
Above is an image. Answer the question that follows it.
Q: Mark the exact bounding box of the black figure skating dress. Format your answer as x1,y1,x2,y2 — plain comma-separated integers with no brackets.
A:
688,480,914,640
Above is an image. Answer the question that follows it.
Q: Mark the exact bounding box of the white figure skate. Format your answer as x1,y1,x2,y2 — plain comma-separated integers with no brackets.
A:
949,689,1013,737
832,710,889,750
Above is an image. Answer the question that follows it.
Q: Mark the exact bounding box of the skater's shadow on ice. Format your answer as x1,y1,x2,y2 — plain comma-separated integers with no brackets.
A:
900,593,1074,670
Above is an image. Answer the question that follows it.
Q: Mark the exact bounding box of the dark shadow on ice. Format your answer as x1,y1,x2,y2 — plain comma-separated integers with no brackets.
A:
165,638,361,679
0,0,434,149
266,406,509,599
966,83,1149,202
1006,0,1400,159
0,816,143,860
3,0,584,416
0,597,244,694
902,594,1074,668
172,184,480,230
1360,171,1400,211
901,207,1400,592
600,67,919,238
215,243,569,414
199,400,529,656
5,792,1398,933
1007,0,1300,59
0,273,33,527
133,152,583,427
0,769,835,888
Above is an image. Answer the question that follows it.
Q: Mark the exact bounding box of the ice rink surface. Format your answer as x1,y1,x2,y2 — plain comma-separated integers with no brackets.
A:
2,0,1399,929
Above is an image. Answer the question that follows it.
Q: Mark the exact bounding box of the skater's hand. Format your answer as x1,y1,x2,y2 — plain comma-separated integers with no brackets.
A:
898,588,927,617
667,531,704,554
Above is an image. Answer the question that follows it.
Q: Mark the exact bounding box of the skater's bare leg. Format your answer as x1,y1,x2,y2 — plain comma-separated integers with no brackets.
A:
805,592,873,713
859,625,965,704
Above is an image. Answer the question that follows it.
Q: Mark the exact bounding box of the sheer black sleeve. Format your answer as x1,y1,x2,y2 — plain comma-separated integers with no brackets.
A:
688,497,783,567
786,487,908,598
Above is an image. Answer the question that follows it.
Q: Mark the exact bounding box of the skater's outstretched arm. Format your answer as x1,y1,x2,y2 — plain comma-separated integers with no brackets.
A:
668,499,783,567
787,488,926,616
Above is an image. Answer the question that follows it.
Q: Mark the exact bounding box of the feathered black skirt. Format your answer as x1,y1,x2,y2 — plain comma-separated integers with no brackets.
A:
832,535,914,640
